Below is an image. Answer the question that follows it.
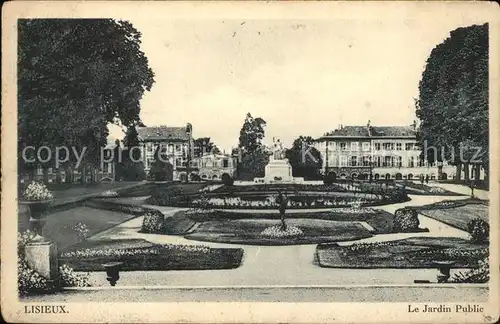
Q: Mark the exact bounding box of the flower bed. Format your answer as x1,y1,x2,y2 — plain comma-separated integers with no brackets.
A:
185,218,373,245
182,208,396,234
260,225,304,238
316,237,488,269
59,243,243,271
402,182,463,196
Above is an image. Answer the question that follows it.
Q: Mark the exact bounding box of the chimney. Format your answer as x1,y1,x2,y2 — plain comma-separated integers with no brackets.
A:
367,120,372,136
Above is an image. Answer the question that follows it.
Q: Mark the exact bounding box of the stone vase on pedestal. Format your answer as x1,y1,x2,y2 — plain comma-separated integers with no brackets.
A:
21,199,53,242
21,199,59,283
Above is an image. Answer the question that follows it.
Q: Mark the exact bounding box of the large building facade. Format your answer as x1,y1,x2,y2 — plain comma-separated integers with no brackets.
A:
313,123,461,181
137,124,236,181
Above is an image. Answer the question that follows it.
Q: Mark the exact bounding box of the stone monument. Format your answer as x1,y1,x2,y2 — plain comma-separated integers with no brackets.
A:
254,137,304,184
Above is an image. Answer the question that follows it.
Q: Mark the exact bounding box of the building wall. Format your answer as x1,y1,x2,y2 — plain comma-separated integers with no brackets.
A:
314,137,485,180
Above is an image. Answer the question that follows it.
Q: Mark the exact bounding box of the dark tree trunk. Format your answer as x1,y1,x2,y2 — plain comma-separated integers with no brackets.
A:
455,163,462,180
42,167,49,184
464,163,470,181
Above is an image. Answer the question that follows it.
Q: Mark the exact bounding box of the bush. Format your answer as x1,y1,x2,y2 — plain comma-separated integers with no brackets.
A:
451,258,489,283
393,208,420,232
323,173,336,185
221,173,234,186
141,211,166,233
467,218,489,243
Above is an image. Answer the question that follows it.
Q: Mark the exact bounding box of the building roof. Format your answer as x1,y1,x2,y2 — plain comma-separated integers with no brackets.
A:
137,126,190,141
320,125,416,139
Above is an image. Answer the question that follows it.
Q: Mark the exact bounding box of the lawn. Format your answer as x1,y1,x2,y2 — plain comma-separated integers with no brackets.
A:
59,238,244,271
316,237,488,269
416,203,488,231
185,218,373,245
20,207,140,251
181,208,396,234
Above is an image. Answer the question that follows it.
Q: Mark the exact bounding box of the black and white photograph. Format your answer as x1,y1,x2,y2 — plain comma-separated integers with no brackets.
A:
2,1,499,323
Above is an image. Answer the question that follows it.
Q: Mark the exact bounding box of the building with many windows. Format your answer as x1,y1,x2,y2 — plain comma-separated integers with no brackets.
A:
137,124,236,181
313,122,459,180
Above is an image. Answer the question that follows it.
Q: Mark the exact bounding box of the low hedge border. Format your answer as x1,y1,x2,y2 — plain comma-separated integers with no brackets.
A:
59,247,244,271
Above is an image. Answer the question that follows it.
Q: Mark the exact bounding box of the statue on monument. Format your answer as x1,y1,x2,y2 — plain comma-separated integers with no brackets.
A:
272,137,285,160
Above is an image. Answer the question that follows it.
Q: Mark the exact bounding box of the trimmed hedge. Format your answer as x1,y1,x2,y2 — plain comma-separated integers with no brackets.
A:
141,211,166,233
393,208,420,232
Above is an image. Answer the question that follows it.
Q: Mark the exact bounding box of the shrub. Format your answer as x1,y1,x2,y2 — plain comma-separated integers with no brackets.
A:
58,264,91,287
141,211,166,233
323,173,336,185
393,208,420,232
221,173,234,186
451,258,489,283
467,218,489,243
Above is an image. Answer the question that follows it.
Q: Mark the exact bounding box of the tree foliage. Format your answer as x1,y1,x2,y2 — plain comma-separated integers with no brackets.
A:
285,136,323,180
416,24,488,175
194,137,221,157
238,113,266,154
18,19,155,174
236,113,268,180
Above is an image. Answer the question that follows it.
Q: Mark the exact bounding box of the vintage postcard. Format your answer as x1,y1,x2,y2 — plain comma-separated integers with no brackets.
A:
2,1,500,323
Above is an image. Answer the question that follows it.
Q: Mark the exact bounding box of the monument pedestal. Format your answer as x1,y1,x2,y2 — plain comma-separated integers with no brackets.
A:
264,159,293,182
25,239,59,281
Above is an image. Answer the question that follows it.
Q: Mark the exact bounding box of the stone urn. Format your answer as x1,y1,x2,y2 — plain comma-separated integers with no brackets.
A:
20,199,53,241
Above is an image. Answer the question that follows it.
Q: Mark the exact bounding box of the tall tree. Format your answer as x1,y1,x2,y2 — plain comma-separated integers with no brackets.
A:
238,113,266,154
18,19,155,182
236,113,267,180
285,136,323,180
416,23,488,181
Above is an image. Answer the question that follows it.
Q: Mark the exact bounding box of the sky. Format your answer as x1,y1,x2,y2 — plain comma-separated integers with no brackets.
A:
108,17,487,152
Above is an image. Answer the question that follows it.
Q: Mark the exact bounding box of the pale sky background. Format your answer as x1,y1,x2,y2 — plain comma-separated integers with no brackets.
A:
108,18,487,152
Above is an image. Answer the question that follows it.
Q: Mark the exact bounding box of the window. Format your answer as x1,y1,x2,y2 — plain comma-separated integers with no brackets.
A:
350,156,358,167
223,159,229,168
362,156,370,166
375,143,381,151
408,157,415,168
351,142,359,151
340,156,347,167
362,142,370,151
175,158,182,167
397,156,403,167
168,144,174,154
340,143,347,151
384,156,391,167
396,143,402,151
375,156,382,167
405,143,413,151
328,142,336,150
175,144,182,153
383,142,394,151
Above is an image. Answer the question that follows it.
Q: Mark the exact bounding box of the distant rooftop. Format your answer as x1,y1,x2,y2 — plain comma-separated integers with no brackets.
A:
321,125,416,138
137,126,191,141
